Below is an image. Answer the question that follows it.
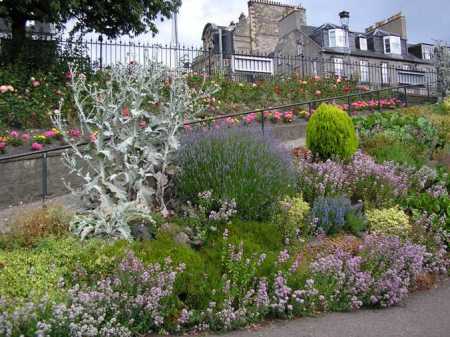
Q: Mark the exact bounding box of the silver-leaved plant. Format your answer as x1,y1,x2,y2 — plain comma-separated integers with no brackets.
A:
53,61,214,240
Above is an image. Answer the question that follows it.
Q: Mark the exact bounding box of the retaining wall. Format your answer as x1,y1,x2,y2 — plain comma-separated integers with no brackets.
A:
0,121,308,210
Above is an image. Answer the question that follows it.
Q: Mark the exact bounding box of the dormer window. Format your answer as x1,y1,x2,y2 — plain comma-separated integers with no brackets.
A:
358,37,368,51
383,36,401,55
329,29,348,48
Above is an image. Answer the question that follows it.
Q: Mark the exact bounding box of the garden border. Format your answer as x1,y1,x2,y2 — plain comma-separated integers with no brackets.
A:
0,82,436,206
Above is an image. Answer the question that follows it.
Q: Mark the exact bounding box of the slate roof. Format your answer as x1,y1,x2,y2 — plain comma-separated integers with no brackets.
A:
298,25,431,64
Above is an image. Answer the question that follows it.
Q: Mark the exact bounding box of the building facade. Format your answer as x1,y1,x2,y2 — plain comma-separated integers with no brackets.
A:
196,1,437,91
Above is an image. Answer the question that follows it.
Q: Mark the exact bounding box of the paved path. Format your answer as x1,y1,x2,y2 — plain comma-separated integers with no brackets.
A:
209,279,450,337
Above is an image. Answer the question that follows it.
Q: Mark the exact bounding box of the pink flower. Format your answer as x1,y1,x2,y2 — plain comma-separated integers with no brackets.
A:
9,130,19,138
43,130,57,138
139,120,147,128
65,71,73,80
272,111,282,122
31,142,44,151
184,124,192,131
283,110,294,123
31,79,40,87
244,113,257,124
68,128,81,138
21,133,31,142
0,85,8,94
0,142,6,152
122,106,130,118
315,90,322,96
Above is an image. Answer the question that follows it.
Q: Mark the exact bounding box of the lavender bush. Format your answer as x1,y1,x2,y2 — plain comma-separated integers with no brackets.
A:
309,196,366,235
176,127,295,220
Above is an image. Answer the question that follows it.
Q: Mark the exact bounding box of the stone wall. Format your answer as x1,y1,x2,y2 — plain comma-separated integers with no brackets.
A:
0,122,308,210
0,152,84,209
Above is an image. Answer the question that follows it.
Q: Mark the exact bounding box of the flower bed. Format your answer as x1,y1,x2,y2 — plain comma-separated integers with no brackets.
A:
0,62,448,337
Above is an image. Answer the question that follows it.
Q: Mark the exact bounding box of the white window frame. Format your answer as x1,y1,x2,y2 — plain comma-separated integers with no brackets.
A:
360,60,369,82
312,61,318,76
381,63,389,84
423,46,433,60
329,29,347,48
334,58,344,77
383,36,401,55
359,37,368,51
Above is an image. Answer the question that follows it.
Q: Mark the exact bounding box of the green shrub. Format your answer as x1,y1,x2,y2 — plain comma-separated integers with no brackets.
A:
366,206,411,238
306,104,358,161
176,128,295,220
278,195,311,239
0,237,128,299
361,133,427,167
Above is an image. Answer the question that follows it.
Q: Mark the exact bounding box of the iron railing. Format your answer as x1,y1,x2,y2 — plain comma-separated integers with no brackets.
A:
0,33,438,91
0,82,436,207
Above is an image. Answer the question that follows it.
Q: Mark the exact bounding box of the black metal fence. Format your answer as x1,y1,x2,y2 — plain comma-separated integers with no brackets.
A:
0,32,437,93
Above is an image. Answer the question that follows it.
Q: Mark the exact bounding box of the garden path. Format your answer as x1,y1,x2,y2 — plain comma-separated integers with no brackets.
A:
209,279,450,337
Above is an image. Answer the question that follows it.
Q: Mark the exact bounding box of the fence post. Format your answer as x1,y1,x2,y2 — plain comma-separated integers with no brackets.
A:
42,152,48,206
347,95,351,115
208,47,212,77
377,90,381,112
301,54,305,79
98,35,103,69
261,110,265,135
404,87,408,107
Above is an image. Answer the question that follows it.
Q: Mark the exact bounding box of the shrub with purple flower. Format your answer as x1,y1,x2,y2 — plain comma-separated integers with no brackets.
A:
298,151,409,208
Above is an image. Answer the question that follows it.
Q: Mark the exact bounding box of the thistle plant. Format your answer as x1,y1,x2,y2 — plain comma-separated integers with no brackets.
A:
52,62,212,239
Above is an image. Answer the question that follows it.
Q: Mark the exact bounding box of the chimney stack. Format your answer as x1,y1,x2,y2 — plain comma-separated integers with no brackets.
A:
339,11,350,30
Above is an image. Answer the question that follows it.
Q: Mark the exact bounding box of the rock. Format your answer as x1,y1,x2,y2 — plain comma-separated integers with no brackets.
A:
175,232,191,245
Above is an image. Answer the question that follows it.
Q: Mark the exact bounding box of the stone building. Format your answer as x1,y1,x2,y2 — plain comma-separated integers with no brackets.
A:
201,0,306,55
274,11,436,88
195,1,436,91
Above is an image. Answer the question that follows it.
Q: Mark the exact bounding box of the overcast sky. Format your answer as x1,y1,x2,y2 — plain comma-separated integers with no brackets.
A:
148,0,449,46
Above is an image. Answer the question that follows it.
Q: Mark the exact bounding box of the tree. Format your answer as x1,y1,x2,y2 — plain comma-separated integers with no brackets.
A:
0,0,181,57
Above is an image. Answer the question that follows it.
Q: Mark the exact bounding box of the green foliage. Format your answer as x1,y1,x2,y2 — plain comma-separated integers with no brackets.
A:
361,133,427,167
0,64,75,129
0,237,128,299
187,75,357,114
277,195,311,239
306,104,358,161
354,111,445,167
176,128,295,221
366,206,412,238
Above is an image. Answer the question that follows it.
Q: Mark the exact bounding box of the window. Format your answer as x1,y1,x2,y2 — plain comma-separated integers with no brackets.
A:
359,37,368,51
297,44,303,56
423,46,433,60
381,63,389,84
334,58,344,76
383,36,401,55
360,60,369,82
329,29,348,48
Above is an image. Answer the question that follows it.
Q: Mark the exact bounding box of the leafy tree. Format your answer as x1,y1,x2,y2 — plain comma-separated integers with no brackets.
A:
0,0,181,58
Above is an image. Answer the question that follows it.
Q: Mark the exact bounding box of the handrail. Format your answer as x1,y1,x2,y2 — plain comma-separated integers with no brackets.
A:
183,82,433,125
0,82,435,163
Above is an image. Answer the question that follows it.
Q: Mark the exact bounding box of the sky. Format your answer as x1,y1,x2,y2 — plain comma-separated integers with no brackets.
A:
146,0,450,46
